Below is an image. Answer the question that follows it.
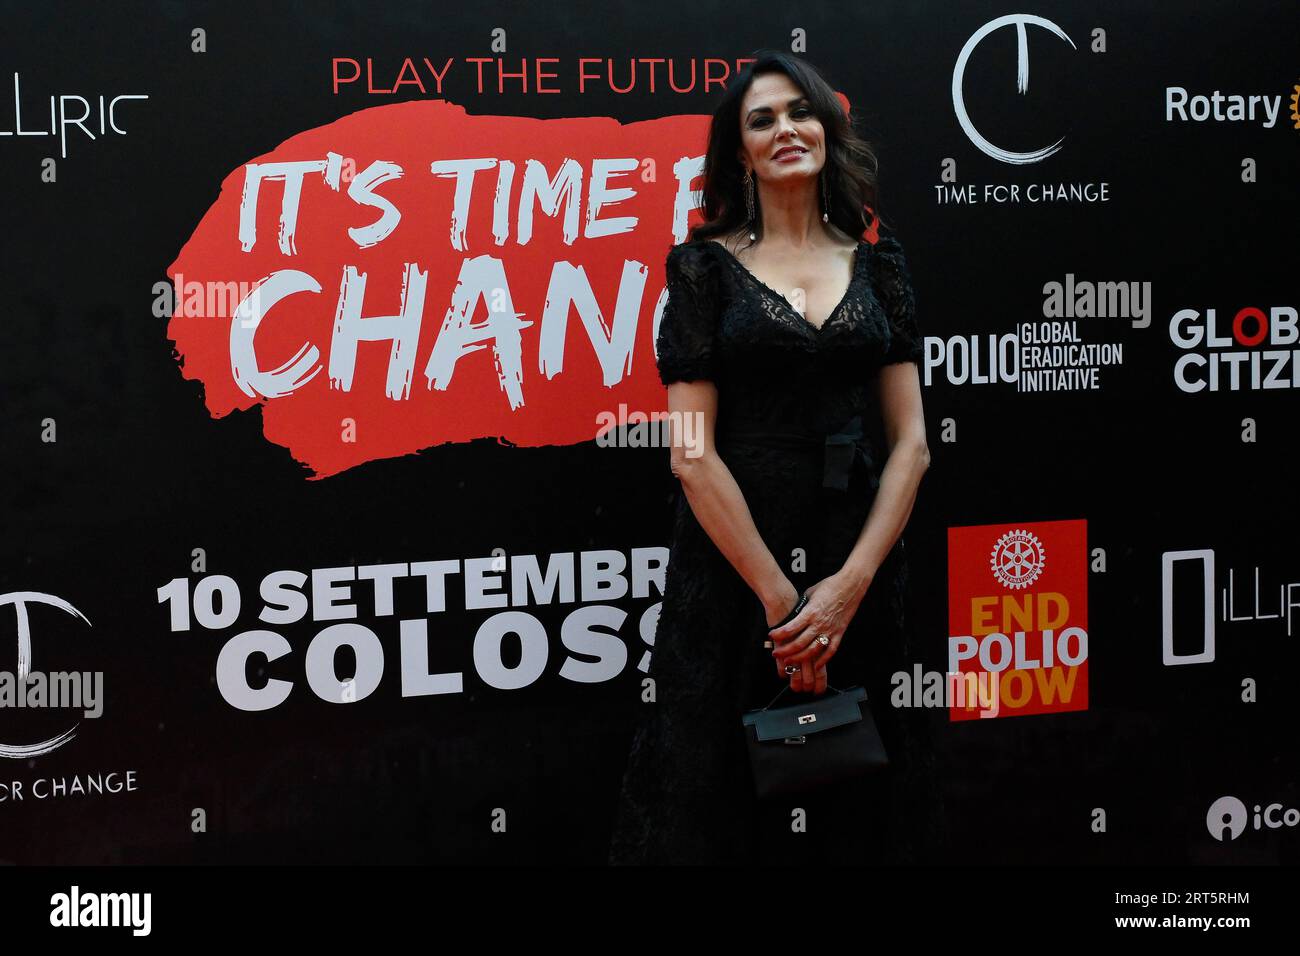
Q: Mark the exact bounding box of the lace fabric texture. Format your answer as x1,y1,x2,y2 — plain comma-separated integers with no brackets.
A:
652,228,924,387
607,227,946,865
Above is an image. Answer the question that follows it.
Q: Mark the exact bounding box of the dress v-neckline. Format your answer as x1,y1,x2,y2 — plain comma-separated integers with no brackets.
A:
709,238,865,335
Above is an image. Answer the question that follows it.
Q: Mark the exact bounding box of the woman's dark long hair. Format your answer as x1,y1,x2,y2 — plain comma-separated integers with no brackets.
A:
686,49,887,250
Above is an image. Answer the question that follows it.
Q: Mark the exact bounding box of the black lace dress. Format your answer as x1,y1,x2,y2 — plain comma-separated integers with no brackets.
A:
607,226,949,866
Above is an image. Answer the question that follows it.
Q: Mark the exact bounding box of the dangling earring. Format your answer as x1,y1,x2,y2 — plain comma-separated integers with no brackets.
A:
821,171,830,223
744,168,757,240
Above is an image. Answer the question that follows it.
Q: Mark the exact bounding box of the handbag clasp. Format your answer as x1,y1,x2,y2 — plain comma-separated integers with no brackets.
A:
797,713,816,725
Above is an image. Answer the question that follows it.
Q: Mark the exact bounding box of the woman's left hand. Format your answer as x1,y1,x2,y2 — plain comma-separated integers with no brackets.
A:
768,573,867,692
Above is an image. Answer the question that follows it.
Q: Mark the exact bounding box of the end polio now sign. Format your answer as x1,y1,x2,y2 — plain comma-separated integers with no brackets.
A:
946,519,1090,721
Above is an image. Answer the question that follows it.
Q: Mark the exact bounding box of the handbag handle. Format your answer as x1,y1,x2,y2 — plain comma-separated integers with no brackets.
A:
757,680,848,712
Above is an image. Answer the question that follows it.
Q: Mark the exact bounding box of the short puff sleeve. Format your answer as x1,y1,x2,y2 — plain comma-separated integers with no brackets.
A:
869,232,923,366
654,242,721,385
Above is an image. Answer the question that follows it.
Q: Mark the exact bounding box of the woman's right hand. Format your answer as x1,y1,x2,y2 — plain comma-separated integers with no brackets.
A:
763,579,802,629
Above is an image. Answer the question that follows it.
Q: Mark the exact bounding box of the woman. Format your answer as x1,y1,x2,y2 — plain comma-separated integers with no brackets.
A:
608,51,947,865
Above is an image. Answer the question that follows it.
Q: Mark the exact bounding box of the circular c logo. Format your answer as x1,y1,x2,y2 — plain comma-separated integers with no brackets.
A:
0,591,93,759
953,14,1078,165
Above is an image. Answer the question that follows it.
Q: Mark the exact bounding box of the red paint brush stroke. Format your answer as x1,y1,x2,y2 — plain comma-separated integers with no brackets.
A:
168,97,863,479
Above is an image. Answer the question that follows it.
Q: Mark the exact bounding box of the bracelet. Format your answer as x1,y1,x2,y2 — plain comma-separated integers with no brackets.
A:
768,590,809,632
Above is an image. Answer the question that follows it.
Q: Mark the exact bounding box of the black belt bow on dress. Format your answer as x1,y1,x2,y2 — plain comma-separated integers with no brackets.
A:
716,414,879,494
822,414,877,493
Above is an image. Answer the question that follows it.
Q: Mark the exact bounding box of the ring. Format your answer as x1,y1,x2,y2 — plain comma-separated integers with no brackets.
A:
784,665,797,675
817,635,830,646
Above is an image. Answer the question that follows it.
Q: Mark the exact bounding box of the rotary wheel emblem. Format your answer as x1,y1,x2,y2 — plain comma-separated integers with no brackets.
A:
990,529,1046,590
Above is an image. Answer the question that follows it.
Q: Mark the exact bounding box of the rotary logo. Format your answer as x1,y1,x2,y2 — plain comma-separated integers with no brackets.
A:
990,529,1047,590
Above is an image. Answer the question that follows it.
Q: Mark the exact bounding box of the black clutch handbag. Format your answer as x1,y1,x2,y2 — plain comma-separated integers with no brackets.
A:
741,592,889,800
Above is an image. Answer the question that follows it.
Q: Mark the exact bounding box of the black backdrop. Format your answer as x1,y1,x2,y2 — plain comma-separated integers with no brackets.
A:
1,0,1296,864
